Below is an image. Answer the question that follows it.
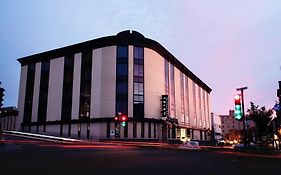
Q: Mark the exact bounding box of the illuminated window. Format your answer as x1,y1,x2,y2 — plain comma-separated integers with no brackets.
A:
133,47,144,119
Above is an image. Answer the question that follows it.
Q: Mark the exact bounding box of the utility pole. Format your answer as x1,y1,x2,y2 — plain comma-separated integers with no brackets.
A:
236,86,248,148
277,81,281,105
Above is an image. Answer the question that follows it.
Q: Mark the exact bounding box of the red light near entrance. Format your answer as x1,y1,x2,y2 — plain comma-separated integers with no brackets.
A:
121,116,127,121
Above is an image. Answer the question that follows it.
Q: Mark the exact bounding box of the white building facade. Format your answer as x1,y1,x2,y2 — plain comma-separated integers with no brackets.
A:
17,31,212,142
210,113,222,141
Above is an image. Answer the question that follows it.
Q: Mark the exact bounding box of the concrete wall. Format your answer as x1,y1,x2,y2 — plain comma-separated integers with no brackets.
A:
17,65,28,130
47,57,64,121
100,46,116,118
92,49,101,118
128,46,134,118
92,46,116,118
31,62,41,122
71,53,81,120
144,48,165,119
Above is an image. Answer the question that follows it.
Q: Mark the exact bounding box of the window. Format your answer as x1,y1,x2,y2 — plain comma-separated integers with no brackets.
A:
185,76,190,124
141,122,145,138
170,64,175,117
134,65,143,77
106,122,110,138
37,61,50,123
133,122,137,138
192,82,197,124
117,46,128,58
148,122,151,138
180,72,185,123
61,54,74,121
116,46,128,115
133,47,144,118
154,123,157,138
117,64,128,76
198,86,202,125
79,50,92,118
124,123,128,138
134,82,143,95
116,82,128,94
23,63,35,124
202,91,206,124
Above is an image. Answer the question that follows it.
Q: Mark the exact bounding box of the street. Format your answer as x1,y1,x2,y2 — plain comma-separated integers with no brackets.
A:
1,134,281,175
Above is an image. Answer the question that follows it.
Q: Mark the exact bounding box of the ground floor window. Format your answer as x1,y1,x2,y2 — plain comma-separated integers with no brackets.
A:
154,123,157,138
133,122,137,138
148,122,151,138
106,122,110,138
124,123,128,138
141,122,145,138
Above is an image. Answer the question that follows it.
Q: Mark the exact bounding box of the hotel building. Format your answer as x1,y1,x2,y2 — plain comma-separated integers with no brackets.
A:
17,30,212,142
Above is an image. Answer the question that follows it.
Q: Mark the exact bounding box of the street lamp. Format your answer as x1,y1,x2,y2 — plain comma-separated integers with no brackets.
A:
236,86,248,148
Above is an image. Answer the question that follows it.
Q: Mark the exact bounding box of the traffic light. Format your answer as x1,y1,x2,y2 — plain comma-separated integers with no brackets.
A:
234,94,243,120
0,87,4,109
161,95,168,117
277,81,281,102
114,114,120,138
114,113,128,127
120,115,128,127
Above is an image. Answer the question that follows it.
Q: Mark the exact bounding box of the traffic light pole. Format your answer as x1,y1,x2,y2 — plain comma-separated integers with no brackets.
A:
236,86,248,148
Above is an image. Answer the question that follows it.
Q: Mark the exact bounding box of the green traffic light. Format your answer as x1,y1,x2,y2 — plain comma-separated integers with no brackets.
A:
121,121,126,127
234,105,242,120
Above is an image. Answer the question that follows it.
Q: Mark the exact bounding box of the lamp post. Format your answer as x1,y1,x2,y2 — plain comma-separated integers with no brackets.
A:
236,86,248,148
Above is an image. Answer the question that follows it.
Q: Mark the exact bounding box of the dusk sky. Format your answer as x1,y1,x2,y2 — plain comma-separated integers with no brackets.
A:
0,0,280,115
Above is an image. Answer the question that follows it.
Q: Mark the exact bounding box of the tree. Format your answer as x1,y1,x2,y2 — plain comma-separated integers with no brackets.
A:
247,102,274,146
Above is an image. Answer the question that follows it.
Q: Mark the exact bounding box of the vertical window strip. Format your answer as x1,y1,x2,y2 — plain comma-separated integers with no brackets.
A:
185,76,190,124
133,47,144,119
23,64,36,124
116,46,128,116
170,64,175,117
164,60,169,117
180,72,185,123
79,50,92,119
192,82,197,126
61,54,74,121
133,122,137,138
38,60,50,123
198,86,202,127
141,122,145,138
206,93,210,128
148,122,151,138
154,123,156,138
203,90,206,127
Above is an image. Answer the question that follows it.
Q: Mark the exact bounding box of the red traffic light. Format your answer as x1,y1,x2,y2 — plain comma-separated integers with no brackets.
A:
114,116,118,121
234,94,241,104
121,115,127,121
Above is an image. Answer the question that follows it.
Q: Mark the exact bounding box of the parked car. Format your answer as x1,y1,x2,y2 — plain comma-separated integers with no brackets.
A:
233,143,244,150
217,140,225,146
179,140,200,150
